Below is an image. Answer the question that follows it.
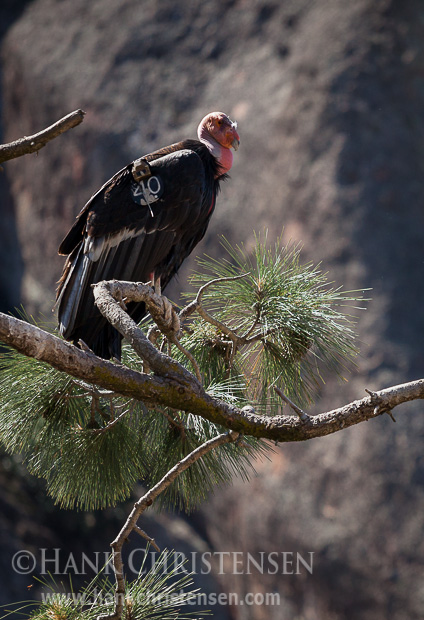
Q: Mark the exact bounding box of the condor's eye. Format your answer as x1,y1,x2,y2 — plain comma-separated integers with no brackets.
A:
217,118,223,125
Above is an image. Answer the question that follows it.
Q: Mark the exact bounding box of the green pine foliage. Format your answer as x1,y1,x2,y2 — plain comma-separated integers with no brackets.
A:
185,232,364,406
0,233,364,512
0,349,147,510
0,343,268,512
141,406,269,511
8,549,207,620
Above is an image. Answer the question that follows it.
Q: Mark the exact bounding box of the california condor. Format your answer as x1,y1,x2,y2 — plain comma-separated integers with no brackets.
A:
56,112,240,359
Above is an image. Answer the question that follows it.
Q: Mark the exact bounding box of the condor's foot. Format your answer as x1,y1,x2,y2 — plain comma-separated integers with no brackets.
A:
146,287,181,339
159,294,181,336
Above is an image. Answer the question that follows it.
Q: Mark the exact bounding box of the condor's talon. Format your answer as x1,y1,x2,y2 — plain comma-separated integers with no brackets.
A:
161,296,180,335
153,274,162,297
162,297,172,323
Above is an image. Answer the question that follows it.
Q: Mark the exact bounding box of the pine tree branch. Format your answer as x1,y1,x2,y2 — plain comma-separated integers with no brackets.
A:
179,274,249,323
98,430,239,620
190,274,248,345
0,309,423,442
0,109,85,164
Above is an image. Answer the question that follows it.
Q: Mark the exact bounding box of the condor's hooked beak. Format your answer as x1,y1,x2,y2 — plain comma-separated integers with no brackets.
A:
228,119,240,151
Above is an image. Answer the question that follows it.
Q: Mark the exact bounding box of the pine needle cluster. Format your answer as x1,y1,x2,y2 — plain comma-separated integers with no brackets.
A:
0,344,267,512
184,233,363,406
8,550,206,620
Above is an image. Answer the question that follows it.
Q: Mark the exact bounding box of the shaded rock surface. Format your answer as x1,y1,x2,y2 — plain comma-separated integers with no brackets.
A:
1,0,424,617
0,0,28,314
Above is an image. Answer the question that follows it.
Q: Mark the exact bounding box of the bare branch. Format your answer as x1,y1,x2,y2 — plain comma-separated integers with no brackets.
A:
92,280,192,383
0,109,85,164
98,430,239,620
195,302,241,344
90,406,132,434
160,408,187,438
169,335,203,383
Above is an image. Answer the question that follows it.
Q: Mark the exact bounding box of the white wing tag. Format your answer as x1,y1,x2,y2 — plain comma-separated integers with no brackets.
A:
131,176,164,211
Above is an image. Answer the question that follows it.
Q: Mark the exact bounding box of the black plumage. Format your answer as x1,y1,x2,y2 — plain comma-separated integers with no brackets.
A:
56,113,240,359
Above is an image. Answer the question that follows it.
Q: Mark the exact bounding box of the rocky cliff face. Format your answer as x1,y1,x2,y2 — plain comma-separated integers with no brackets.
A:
0,0,28,314
1,0,424,618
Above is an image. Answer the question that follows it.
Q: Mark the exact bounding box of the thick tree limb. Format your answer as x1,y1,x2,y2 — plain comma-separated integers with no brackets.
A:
6,103,420,620
0,109,85,164
0,310,423,442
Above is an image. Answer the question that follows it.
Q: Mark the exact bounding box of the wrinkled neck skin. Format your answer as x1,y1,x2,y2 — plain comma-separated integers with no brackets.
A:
198,128,233,176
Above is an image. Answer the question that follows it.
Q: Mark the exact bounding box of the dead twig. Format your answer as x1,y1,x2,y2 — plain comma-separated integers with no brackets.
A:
274,386,310,423
134,525,161,553
0,109,85,164
179,274,249,323
169,335,203,383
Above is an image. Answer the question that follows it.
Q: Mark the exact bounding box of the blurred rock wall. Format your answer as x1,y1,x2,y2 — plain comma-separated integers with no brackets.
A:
0,0,28,313
1,0,424,618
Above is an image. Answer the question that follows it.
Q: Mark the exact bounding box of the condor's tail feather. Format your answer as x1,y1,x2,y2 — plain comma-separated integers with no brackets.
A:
56,241,125,359
56,231,176,360
57,245,91,339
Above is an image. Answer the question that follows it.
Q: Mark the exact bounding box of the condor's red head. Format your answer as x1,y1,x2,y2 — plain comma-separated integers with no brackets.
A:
198,111,240,174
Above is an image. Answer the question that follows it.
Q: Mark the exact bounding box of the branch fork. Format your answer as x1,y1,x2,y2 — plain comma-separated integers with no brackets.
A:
274,386,310,423
2,109,422,620
365,387,396,422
